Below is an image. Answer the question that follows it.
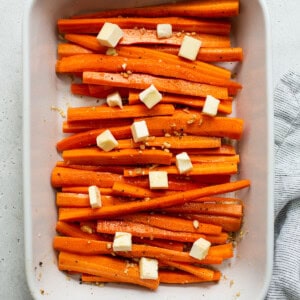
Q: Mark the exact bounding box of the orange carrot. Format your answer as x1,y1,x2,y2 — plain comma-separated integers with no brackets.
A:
132,237,184,252
82,72,229,99
58,251,159,290
173,144,236,156
179,154,240,164
207,243,234,259
64,33,107,52
88,84,130,98
62,148,173,166
57,180,250,221
67,103,175,122
69,83,92,97
58,17,231,35
71,0,239,19
58,43,93,58
123,162,238,177
56,125,132,151
120,213,222,235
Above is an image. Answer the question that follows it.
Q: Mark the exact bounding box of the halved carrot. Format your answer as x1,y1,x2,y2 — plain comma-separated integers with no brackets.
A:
57,180,250,221
171,154,240,164
83,72,229,100
67,103,175,122
172,144,236,156
58,251,159,290
62,148,173,166
72,0,239,19
88,84,130,98
64,34,107,52
58,43,94,59
58,17,231,35
61,187,112,194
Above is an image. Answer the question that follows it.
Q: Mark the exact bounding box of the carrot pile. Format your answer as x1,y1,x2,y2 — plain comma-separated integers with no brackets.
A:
52,0,249,291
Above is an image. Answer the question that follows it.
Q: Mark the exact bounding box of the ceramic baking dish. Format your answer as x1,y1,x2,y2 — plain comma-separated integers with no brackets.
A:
23,0,273,299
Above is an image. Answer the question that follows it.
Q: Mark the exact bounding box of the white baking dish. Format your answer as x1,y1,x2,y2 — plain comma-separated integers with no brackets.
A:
23,0,273,299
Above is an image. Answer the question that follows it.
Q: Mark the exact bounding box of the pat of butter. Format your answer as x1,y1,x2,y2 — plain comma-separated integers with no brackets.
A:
139,257,158,280
189,237,211,260
106,91,123,108
149,171,168,189
88,185,102,208
96,129,118,152
97,22,123,48
178,35,202,61
113,232,132,252
202,95,220,117
176,152,193,174
139,84,162,109
157,24,172,39
131,120,149,143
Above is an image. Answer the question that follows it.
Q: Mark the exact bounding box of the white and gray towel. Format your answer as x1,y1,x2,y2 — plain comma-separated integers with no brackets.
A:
267,71,300,299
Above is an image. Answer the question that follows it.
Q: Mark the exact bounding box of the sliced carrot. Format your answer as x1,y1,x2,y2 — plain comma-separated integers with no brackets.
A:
61,187,112,194
72,0,239,19
57,180,250,221
62,148,173,166
58,43,93,59
64,34,107,52
58,251,159,290
83,72,229,99
88,84,130,98
67,103,175,122
120,213,222,235
173,144,236,156
132,237,184,252
58,17,231,35
170,154,240,164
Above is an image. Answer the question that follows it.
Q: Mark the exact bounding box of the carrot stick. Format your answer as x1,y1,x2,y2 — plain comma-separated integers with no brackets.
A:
67,103,175,122
58,17,231,35
55,221,104,241
57,179,250,221
58,43,94,58
56,125,132,151
207,243,234,259
184,214,242,232
132,237,184,252
159,270,221,284
171,154,240,164
53,236,222,264
83,72,229,100
71,0,239,19
162,203,243,218
64,34,107,52
143,110,244,140
70,83,92,97
88,84,130,98
152,45,244,62
62,148,173,166
123,162,238,177
58,251,159,290
56,54,240,92
120,213,222,235
173,144,236,156
162,260,218,281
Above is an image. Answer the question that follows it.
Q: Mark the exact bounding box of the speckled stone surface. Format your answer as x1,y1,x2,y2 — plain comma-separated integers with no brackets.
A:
0,1,300,299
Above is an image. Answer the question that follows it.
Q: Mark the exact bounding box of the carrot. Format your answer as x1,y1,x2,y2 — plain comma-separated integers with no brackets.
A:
184,214,242,232
162,203,243,218
62,148,173,166
120,213,222,235
69,83,92,97
55,221,104,241
207,243,234,259
178,154,240,164
159,270,221,284
64,34,107,52
128,92,233,114
162,260,218,281
58,17,231,35
88,84,130,98
58,43,93,58
57,179,250,221
58,251,159,290
143,110,244,140
152,45,244,62
72,1,239,19
56,125,132,151
56,54,240,92
82,72,229,100
173,144,236,156
123,162,238,177
132,237,184,252
66,103,175,122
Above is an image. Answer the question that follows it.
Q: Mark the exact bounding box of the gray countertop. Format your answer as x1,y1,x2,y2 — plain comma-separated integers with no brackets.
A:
1,0,300,299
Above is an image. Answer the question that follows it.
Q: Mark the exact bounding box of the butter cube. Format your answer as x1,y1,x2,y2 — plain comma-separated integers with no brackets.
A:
131,120,149,143
139,84,162,109
157,24,172,39
139,257,158,280
88,185,102,208
189,238,211,260
113,232,132,252
202,95,220,117
97,22,123,48
178,35,202,61
106,91,123,108
96,129,118,152
176,152,193,174
149,171,168,189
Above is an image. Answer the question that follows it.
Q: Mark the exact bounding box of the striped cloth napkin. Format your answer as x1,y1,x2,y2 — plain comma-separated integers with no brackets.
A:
266,71,300,299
